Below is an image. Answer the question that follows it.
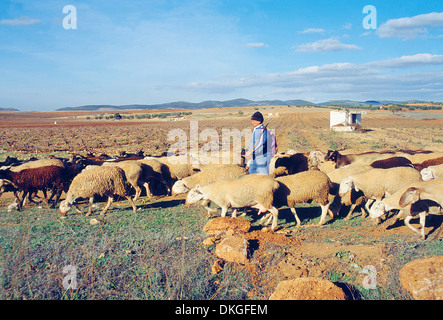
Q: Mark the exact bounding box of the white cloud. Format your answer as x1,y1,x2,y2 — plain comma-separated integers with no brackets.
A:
246,42,269,48
0,16,40,26
295,37,361,52
299,28,326,34
179,53,443,101
368,53,443,68
377,12,443,40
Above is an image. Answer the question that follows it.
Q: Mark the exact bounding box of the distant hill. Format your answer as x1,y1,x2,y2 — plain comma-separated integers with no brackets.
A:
53,98,440,112
56,99,315,111
0,107,20,111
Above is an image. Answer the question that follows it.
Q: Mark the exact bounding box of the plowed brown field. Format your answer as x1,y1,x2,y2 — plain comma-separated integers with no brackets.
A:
2,106,442,159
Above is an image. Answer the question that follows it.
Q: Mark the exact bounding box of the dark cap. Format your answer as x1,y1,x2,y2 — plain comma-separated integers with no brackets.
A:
251,111,264,122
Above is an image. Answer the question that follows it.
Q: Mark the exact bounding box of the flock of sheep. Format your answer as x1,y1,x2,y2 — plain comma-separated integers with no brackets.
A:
1,147,443,240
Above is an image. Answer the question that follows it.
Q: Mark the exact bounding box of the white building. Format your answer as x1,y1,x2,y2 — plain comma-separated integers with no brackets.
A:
330,110,362,131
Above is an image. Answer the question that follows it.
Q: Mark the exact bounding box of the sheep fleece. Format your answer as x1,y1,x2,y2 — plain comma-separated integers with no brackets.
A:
200,174,279,209
183,165,248,189
351,167,421,198
275,170,333,207
66,166,130,199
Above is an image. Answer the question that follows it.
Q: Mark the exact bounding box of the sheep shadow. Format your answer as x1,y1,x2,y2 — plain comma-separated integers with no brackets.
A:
245,206,328,229
277,206,331,226
385,210,443,239
140,199,185,209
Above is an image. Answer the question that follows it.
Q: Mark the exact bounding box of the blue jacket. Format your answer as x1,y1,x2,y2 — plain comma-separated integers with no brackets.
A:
248,123,272,174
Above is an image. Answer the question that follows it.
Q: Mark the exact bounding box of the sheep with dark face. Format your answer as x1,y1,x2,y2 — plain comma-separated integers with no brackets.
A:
324,150,394,169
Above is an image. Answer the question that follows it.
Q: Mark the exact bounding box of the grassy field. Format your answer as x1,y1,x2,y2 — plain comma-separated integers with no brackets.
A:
1,196,441,300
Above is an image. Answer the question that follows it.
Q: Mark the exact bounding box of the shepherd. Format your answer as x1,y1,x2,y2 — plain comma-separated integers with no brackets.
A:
245,111,276,174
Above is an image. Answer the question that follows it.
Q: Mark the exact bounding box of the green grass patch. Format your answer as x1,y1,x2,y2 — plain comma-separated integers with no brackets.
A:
0,201,257,300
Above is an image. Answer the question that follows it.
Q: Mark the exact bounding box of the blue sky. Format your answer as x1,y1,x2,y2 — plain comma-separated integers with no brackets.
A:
1,0,443,110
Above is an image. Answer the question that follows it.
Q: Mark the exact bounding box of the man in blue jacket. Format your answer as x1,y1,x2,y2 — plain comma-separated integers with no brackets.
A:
246,111,272,174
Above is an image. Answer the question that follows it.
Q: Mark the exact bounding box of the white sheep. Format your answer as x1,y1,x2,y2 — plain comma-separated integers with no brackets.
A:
369,179,442,239
399,181,443,240
326,165,372,220
152,154,200,180
326,165,372,184
59,166,137,217
338,167,422,215
102,161,146,201
399,181,443,207
272,170,334,227
172,164,248,195
185,174,280,230
420,163,443,181
399,180,443,239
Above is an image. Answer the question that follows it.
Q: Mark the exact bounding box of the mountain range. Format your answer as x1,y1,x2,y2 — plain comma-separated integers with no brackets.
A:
55,98,425,112
1,98,429,112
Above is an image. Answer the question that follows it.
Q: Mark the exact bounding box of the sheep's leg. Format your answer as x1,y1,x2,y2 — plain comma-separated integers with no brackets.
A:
231,209,238,218
269,206,279,230
419,211,427,240
250,203,272,225
160,178,171,196
15,190,25,211
143,182,153,198
100,196,114,216
318,203,331,226
73,204,83,214
126,196,137,213
404,215,425,239
387,210,406,228
221,206,228,217
27,190,40,205
202,199,217,218
344,204,357,221
39,189,51,209
364,199,375,217
52,189,63,208
290,207,301,227
85,197,95,216
360,205,369,218
133,186,142,202
258,212,272,225
263,213,274,226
